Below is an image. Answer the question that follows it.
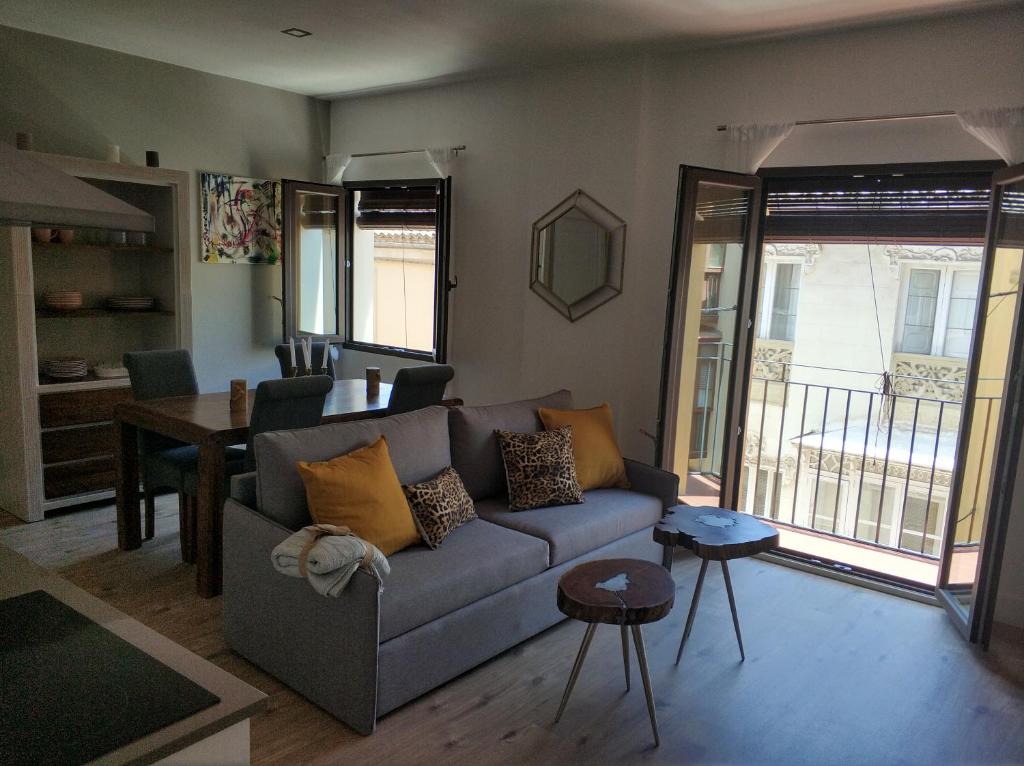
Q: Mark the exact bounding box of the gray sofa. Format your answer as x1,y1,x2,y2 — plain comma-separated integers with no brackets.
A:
222,390,679,735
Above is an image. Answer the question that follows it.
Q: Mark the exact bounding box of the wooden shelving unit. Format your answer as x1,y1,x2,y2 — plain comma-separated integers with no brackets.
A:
0,152,192,521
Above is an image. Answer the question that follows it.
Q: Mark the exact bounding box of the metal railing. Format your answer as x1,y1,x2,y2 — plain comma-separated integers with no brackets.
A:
689,353,996,560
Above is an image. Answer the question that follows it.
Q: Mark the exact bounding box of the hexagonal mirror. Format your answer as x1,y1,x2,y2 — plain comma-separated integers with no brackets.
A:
531,189,626,321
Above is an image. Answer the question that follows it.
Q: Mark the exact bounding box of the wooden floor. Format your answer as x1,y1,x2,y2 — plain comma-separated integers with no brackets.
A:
3,498,1024,765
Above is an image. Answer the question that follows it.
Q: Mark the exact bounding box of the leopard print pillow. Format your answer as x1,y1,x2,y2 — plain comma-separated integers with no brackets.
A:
496,426,584,512
404,466,477,549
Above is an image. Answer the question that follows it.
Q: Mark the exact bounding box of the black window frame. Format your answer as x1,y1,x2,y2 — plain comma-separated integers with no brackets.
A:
341,177,452,363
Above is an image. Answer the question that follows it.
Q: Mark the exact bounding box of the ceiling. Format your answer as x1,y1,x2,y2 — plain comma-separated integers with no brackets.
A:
0,0,1004,98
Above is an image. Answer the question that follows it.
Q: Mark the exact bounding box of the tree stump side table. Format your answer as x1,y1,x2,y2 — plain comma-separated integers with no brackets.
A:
554,558,675,747
654,505,779,665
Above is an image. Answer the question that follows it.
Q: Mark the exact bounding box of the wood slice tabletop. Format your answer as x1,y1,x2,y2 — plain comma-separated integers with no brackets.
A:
557,558,675,626
654,506,780,561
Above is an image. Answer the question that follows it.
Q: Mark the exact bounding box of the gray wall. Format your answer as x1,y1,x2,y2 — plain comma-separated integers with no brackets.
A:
0,25,324,391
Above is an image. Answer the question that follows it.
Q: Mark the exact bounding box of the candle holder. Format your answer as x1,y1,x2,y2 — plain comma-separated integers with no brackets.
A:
286,365,330,378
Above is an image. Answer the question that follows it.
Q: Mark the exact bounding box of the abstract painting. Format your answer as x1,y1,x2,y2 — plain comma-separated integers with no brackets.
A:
200,172,282,264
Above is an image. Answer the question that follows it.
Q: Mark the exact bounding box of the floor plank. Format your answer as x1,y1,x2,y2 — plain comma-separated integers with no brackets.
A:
2,497,1023,765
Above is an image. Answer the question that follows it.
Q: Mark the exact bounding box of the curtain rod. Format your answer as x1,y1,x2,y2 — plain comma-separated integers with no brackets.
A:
715,111,956,132
324,145,466,159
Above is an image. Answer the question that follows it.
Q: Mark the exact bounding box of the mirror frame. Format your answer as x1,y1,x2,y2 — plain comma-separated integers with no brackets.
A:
530,189,626,321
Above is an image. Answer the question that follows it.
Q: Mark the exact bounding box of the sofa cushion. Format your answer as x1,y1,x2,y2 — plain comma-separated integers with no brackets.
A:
255,406,451,530
474,489,662,566
449,389,573,501
379,519,549,641
496,427,584,511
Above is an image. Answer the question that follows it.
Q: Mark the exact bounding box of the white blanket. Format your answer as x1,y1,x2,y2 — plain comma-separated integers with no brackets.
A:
271,524,389,597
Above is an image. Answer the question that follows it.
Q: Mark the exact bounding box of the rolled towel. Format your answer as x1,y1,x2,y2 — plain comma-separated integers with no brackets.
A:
272,524,389,597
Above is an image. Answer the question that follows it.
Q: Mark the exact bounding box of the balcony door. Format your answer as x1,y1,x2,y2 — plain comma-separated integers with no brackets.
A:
938,162,1024,646
657,166,763,509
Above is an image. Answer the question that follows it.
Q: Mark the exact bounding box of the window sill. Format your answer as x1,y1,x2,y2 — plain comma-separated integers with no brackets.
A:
342,341,437,363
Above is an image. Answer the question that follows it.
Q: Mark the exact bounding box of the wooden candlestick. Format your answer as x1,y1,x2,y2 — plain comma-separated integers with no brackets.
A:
366,367,381,397
229,379,247,413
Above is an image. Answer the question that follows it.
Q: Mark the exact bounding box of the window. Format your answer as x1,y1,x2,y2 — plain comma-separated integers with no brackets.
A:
748,467,780,518
283,178,452,362
759,260,801,342
897,265,980,359
347,181,451,360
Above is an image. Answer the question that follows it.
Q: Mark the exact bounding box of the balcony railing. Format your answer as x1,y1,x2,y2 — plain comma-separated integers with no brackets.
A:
689,349,996,563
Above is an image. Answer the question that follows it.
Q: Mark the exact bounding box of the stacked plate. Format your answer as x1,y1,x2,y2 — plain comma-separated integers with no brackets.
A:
43,290,83,311
42,357,88,379
106,295,155,311
94,363,129,379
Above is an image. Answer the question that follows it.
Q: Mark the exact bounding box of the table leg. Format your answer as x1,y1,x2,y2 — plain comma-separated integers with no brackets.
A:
114,419,141,551
675,557,709,665
631,625,660,747
661,543,675,571
620,625,631,692
554,623,597,724
721,560,745,661
195,440,226,598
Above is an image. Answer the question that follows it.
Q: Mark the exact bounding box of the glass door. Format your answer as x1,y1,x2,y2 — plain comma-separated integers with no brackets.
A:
658,167,764,509
938,163,1024,646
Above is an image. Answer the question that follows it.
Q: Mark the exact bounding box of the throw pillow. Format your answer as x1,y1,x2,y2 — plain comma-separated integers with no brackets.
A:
496,426,584,512
296,436,420,556
537,403,630,491
403,466,477,549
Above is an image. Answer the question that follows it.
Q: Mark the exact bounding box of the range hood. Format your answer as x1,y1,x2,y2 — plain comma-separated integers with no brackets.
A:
0,142,154,232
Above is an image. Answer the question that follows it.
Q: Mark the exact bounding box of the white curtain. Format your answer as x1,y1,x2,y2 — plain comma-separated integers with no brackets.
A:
323,153,350,184
957,106,1024,165
425,147,456,178
724,122,794,173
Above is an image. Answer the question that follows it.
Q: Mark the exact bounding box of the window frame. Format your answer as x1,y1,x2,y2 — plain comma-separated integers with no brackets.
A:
894,262,981,359
757,254,803,342
341,177,452,363
282,180,346,342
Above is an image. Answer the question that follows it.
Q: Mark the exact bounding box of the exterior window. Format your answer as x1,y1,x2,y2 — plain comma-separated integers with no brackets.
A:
749,467,778,517
898,494,944,556
759,261,801,342
897,265,979,359
346,180,451,361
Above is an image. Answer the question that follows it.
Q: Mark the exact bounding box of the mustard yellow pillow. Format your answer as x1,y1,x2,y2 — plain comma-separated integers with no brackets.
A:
537,403,629,491
296,436,419,556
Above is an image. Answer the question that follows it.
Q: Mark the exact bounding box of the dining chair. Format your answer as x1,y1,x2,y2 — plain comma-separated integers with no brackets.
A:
242,375,334,471
123,349,244,559
274,342,337,379
386,365,455,415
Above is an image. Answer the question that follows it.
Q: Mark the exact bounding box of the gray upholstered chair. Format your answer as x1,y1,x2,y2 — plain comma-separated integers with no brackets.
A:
242,375,333,472
386,365,455,415
274,343,337,379
123,350,244,558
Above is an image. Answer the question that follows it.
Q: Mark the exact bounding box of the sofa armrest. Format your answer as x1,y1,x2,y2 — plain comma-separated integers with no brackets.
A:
229,471,258,507
624,458,680,511
222,498,382,734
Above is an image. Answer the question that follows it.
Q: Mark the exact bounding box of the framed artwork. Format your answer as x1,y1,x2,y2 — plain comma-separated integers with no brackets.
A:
200,172,282,264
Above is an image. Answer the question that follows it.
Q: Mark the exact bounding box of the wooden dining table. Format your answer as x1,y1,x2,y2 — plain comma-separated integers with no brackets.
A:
114,379,456,598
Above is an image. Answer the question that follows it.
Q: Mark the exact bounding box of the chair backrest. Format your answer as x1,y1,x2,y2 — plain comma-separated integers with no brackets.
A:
274,343,337,379
387,365,455,416
123,349,199,457
245,375,333,471
123,349,198,401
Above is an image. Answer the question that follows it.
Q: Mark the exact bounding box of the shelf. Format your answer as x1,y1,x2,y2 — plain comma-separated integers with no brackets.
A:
37,373,131,390
36,308,174,319
32,241,172,255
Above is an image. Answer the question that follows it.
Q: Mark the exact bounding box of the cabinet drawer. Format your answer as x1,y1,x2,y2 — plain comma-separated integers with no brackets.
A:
38,386,133,429
41,424,114,464
43,457,116,499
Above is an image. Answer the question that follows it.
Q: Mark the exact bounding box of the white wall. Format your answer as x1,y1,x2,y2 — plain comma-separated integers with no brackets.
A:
331,7,1024,619
0,26,324,391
